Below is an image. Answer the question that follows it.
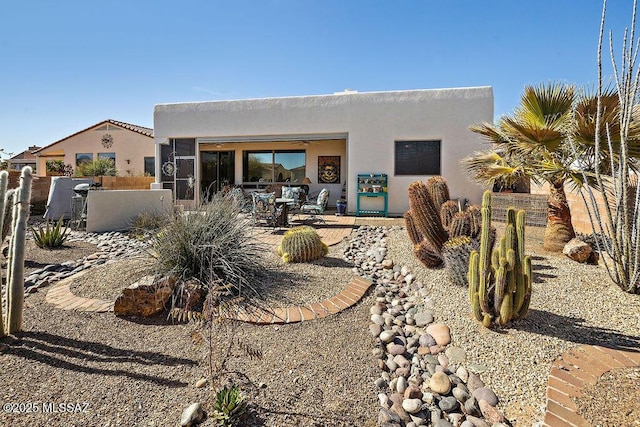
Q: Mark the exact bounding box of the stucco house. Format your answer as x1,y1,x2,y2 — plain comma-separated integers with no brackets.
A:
7,145,40,172
34,119,155,178
152,87,493,215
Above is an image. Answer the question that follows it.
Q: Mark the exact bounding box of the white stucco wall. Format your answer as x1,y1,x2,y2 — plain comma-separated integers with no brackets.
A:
154,87,493,215
86,189,172,232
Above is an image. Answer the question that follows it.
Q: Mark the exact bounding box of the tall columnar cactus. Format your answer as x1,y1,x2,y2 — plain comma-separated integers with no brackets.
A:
276,225,328,263
405,176,486,284
468,191,532,328
425,176,450,209
407,181,448,252
0,171,8,338
2,167,33,336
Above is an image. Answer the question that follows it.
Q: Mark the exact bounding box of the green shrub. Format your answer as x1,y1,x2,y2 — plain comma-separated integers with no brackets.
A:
212,384,247,426
151,192,264,298
74,158,116,177
31,218,70,249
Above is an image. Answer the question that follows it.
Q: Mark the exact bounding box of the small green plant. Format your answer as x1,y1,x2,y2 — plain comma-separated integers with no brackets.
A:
212,384,247,426
31,217,70,249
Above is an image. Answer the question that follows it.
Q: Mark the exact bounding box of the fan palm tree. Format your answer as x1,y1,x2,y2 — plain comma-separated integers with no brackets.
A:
466,82,640,251
464,82,578,251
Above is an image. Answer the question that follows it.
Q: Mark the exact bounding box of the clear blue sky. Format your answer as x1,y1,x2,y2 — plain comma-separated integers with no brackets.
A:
0,0,634,156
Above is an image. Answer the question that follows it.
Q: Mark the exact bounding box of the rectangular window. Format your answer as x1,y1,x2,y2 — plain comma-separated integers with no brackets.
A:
395,140,441,175
98,152,116,161
76,153,93,166
144,157,155,176
242,150,306,183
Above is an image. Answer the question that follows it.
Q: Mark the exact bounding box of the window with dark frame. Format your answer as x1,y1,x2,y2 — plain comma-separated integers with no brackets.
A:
144,157,155,176
75,153,93,166
395,140,441,175
242,150,306,183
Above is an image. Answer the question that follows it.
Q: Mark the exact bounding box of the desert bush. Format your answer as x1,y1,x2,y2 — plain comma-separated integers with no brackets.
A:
130,211,167,232
31,217,69,249
151,191,264,299
75,158,116,177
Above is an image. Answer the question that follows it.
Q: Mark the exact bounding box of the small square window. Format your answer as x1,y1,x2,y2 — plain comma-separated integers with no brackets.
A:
395,141,441,175
76,153,93,166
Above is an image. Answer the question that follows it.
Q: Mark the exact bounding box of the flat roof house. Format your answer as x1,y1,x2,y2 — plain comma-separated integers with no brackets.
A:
152,87,493,215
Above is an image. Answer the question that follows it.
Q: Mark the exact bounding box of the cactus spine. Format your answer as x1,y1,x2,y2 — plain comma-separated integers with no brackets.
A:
276,225,328,263
468,190,532,328
2,167,33,336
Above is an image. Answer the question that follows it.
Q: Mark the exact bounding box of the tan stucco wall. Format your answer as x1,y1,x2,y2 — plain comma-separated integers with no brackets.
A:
153,87,494,215
86,189,172,232
35,124,154,177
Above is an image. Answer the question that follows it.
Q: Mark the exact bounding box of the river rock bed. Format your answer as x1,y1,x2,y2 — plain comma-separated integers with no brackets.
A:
344,225,509,427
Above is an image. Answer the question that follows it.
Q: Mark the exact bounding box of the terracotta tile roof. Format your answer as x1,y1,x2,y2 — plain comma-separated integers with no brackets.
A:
33,119,153,153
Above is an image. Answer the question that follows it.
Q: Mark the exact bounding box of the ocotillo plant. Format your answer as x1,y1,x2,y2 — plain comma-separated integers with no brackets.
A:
2,167,33,336
404,176,485,285
468,191,532,328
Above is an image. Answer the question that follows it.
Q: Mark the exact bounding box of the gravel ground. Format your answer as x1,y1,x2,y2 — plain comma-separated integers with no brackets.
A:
2,223,639,426
1,237,379,427
385,224,640,426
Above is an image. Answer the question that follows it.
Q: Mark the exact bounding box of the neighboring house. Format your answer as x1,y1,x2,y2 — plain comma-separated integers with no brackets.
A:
153,87,493,215
33,119,155,178
7,145,40,172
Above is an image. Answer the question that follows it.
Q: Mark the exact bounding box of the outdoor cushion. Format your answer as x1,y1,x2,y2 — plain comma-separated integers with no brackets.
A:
316,188,329,209
253,192,276,214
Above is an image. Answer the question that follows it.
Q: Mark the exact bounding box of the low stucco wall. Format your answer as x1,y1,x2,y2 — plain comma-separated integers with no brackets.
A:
86,189,172,232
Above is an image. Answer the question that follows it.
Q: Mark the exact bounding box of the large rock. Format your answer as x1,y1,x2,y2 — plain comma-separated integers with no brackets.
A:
114,275,176,317
180,402,204,426
563,238,593,263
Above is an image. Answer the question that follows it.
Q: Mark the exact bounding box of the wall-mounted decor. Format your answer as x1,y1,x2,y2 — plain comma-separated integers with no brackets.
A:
318,156,340,184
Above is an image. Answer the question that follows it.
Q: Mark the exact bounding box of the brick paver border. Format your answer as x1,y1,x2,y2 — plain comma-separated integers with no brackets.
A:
543,344,640,426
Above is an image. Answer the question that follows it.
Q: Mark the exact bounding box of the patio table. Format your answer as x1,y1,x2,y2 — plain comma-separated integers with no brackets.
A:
275,197,295,227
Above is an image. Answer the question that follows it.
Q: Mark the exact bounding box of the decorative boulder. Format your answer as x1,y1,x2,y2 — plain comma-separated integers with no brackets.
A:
114,275,176,317
562,238,593,263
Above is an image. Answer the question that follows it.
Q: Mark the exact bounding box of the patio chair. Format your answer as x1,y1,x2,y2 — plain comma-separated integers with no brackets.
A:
300,188,330,224
281,186,304,222
251,192,283,229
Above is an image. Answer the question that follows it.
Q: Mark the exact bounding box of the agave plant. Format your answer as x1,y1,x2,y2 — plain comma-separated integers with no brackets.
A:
212,384,247,427
31,217,69,249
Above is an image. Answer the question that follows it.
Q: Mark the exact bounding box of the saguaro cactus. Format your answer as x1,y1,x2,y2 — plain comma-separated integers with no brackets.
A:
2,167,33,336
468,191,532,328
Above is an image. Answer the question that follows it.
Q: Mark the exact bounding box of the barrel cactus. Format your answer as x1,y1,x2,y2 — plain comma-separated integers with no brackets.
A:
468,191,532,328
404,176,487,286
277,226,328,263
1,167,33,337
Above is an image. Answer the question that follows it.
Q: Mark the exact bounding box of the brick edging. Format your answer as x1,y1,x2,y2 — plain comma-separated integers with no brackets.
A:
226,277,373,324
45,272,114,313
543,344,640,426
